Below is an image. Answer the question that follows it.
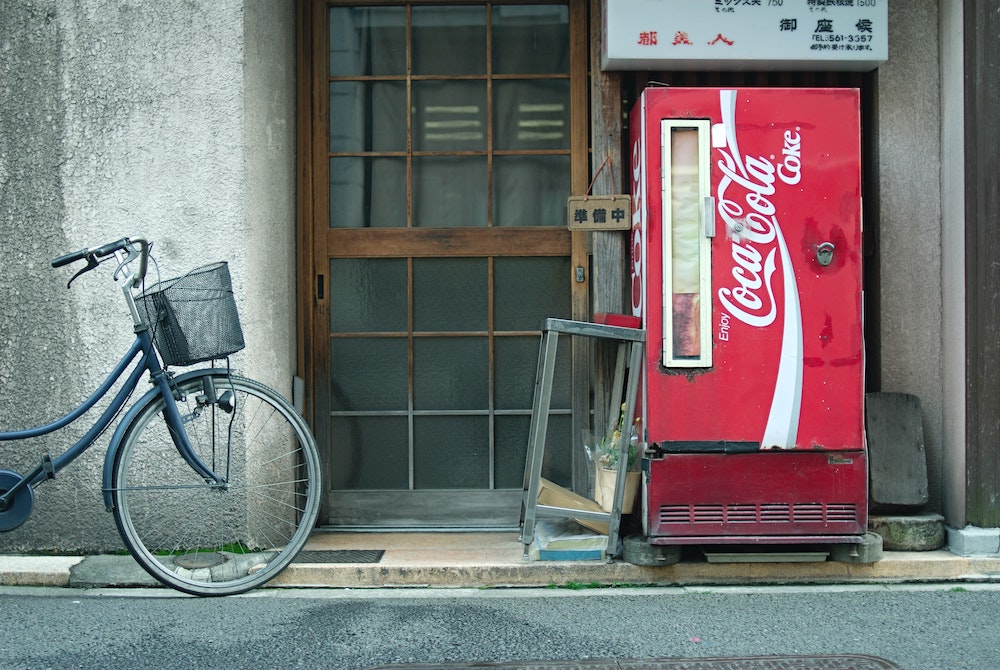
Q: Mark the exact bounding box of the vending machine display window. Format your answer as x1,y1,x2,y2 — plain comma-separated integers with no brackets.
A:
661,121,711,368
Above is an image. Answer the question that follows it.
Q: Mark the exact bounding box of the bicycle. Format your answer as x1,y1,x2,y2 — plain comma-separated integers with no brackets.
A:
0,238,321,596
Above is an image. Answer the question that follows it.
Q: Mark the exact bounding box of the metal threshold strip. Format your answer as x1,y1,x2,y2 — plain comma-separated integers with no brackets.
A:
364,653,902,669
292,550,384,564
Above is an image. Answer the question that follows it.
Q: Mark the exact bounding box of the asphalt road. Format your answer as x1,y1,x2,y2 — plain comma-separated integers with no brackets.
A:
1,584,998,669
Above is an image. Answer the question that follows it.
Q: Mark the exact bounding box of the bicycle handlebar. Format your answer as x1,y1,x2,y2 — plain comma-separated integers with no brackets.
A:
52,237,150,288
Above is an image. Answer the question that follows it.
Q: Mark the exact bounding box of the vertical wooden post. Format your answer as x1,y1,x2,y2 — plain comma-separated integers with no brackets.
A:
964,0,1000,528
589,0,627,439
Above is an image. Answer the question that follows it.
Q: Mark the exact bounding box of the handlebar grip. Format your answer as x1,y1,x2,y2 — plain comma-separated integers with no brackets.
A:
51,249,89,268
93,237,130,259
51,237,130,268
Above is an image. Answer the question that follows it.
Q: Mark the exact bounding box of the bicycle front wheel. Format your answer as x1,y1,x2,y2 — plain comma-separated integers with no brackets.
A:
111,372,321,596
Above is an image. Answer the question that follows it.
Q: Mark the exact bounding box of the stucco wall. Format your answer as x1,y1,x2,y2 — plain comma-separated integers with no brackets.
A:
876,0,945,513
0,0,296,552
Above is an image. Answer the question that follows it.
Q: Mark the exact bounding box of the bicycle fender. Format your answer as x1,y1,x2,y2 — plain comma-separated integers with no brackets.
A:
102,368,222,511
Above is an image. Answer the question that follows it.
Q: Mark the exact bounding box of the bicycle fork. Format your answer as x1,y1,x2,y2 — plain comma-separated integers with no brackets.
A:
154,371,233,487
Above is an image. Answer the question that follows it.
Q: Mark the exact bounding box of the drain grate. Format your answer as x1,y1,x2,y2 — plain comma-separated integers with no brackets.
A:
363,655,902,670
293,549,385,564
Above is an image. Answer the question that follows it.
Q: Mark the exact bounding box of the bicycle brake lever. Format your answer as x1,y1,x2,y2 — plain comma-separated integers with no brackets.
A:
114,247,141,284
67,255,99,288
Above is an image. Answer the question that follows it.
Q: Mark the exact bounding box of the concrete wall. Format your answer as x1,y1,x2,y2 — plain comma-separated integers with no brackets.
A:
0,0,296,552
876,0,945,514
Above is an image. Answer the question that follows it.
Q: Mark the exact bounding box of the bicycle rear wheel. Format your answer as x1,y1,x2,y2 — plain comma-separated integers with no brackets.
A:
111,372,321,596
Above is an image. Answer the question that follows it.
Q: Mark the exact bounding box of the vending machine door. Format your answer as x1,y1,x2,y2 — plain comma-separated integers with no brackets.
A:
629,87,867,542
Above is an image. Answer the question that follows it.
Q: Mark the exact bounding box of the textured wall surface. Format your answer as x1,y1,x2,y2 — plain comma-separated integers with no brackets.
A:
0,0,295,552
876,0,944,513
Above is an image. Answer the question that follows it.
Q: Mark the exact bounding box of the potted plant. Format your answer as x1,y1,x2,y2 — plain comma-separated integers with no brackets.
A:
586,403,642,514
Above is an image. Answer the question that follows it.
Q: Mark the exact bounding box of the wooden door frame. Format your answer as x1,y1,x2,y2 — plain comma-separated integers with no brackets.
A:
296,0,592,526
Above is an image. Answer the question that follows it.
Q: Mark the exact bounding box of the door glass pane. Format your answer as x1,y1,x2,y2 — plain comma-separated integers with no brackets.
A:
495,415,571,488
494,257,571,330
494,415,528,489
413,258,487,331
494,335,571,410
329,7,406,76
330,157,406,228
330,258,407,332
413,81,487,152
330,338,408,411
494,414,573,489
493,80,569,151
492,5,569,75
412,6,486,75
413,337,488,410
414,416,490,488
413,157,487,228
493,155,570,227
331,416,409,489
329,81,406,153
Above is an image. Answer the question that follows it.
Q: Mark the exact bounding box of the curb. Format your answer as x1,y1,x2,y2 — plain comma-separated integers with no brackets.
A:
5,550,998,592
0,556,84,587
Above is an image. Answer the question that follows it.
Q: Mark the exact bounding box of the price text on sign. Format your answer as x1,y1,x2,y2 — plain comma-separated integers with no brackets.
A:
567,195,632,231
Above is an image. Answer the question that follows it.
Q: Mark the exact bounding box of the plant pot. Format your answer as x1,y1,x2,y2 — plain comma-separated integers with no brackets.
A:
593,466,640,514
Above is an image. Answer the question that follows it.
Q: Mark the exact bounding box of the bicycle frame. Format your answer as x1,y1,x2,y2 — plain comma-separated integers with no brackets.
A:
0,257,226,516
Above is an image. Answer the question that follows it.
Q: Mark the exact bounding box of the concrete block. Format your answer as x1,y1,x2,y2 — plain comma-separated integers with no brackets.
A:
622,535,681,567
947,525,1000,556
869,514,945,551
830,532,883,564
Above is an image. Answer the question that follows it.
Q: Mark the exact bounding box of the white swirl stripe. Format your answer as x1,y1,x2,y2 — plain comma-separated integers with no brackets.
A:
716,89,804,449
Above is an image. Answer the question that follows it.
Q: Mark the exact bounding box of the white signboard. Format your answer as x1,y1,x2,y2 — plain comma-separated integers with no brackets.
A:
602,0,888,72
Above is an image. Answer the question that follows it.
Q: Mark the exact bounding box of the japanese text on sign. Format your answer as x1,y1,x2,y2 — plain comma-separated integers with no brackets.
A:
567,196,631,231
603,0,887,71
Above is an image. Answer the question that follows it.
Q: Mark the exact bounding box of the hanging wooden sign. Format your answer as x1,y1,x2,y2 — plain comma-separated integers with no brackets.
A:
566,195,631,231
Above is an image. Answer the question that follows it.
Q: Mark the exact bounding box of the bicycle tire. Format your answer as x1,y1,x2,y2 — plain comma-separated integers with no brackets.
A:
111,371,321,596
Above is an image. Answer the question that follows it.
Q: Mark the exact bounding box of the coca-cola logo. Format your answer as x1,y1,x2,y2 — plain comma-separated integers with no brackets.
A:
630,136,644,317
716,126,802,329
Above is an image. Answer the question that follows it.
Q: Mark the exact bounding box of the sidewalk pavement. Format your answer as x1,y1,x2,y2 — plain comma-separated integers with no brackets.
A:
2,532,1000,591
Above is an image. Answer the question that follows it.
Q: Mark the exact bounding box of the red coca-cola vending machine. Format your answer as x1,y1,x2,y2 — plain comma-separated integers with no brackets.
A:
630,87,867,549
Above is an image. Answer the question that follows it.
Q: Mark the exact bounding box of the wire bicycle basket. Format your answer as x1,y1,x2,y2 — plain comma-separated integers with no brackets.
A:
139,262,245,367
